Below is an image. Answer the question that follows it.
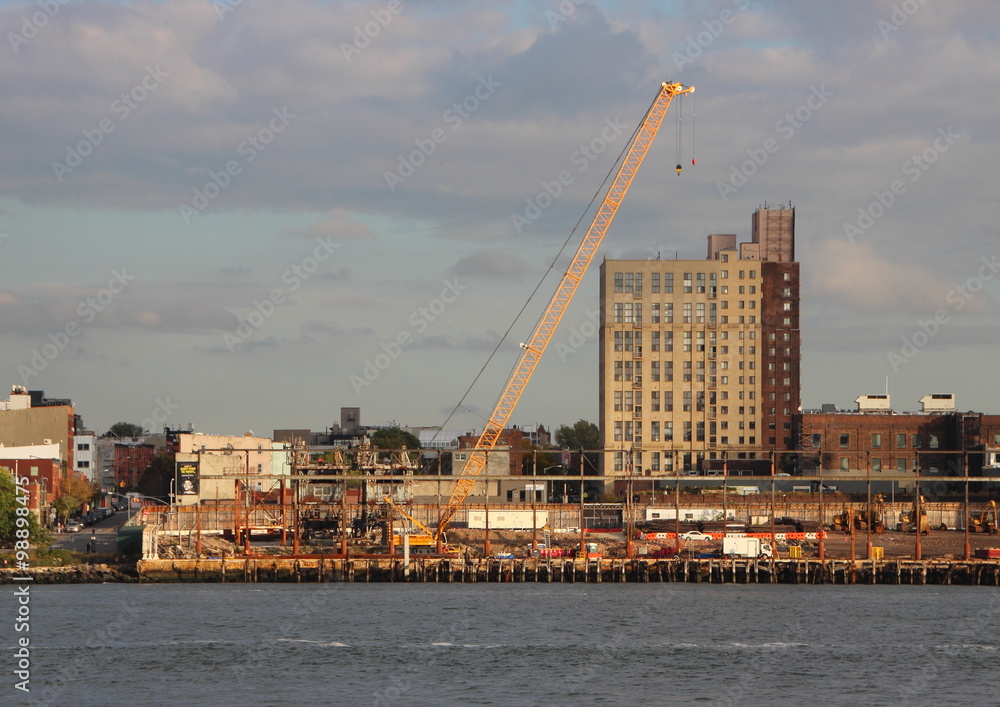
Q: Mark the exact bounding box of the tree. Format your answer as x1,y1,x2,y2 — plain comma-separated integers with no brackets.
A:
0,468,48,545
370,427,421,451
554,420,601,477
105,422,148,438
52,472,99,522
555,420,600,450
521,442,558,475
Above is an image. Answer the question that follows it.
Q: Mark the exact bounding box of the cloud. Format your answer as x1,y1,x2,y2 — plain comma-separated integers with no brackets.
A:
282,209,374,241
449,251,533,281
809,239,959,314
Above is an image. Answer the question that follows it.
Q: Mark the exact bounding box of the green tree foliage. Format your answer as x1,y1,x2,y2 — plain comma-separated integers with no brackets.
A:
554,420,600,450
0,467,47,545
554,420,601,477
370,427,421,450
105,421,148,438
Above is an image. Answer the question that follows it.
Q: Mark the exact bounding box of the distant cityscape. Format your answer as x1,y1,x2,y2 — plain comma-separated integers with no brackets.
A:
2,206,999,528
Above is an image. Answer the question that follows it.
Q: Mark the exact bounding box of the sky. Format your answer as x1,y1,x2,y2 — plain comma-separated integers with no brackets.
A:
1,0,998,438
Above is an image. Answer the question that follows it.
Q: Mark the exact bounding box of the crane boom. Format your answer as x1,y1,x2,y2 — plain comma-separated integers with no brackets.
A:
436,81,694,542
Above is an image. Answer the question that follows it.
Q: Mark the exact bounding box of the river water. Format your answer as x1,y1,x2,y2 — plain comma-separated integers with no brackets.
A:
3,583,998,706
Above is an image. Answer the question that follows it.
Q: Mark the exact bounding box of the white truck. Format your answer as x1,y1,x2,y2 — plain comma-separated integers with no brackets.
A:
722,537,773,559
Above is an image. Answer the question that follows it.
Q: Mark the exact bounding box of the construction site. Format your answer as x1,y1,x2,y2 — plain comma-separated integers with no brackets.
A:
109,81,999,586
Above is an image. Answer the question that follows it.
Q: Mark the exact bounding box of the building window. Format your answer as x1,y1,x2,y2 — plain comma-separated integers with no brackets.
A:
929,434,939,449
696,273,706,293
624,272,634,293
872,457,882,472
664,303,673,324
664,391,673,412
614,451,624,472
651,391,660,411
913,434,922,448
840,434,850,449
683,273,693,293
651,273,660,293
896,433,906,449
651,421,660,442
840,457,849,471
614,273,623,292
651,452,660,471
614,361,622,381
651,303,660,323
614,303,623,323
782,301,792,311
664,273,674,293
77,443,90,451
872,433,882,449
614,391,622,411
614,331,623,351
683,303,692,323
77,461,90,468
651,361,660,382
614,421,623,442
897,458,907,472
651,331,660,351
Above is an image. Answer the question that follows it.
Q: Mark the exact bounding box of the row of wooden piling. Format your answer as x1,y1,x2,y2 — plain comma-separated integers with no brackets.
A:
136,556,1000,585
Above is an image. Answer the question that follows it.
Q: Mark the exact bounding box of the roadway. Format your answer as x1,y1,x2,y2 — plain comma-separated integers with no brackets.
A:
51,507,138,555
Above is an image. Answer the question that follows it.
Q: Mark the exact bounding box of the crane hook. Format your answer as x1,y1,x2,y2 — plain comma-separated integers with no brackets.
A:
675,163,683,176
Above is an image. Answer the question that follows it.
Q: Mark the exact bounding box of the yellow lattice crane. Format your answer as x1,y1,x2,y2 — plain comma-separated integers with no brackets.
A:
434,81,695,548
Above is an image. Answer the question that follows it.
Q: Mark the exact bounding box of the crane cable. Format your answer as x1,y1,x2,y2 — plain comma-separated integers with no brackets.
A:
435,101,653,435
691,90,697,166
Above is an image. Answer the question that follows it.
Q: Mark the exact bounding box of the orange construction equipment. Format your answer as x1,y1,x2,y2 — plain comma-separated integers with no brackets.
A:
434,81,694,548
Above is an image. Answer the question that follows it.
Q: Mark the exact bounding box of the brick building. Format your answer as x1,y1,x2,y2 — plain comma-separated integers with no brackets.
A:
793,394,1000,491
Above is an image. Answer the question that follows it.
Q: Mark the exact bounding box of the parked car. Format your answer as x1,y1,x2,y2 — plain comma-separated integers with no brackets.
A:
65,521,83,533
678,530,714,542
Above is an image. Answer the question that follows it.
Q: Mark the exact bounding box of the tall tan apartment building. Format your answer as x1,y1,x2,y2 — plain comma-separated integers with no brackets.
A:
598,205,800,479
